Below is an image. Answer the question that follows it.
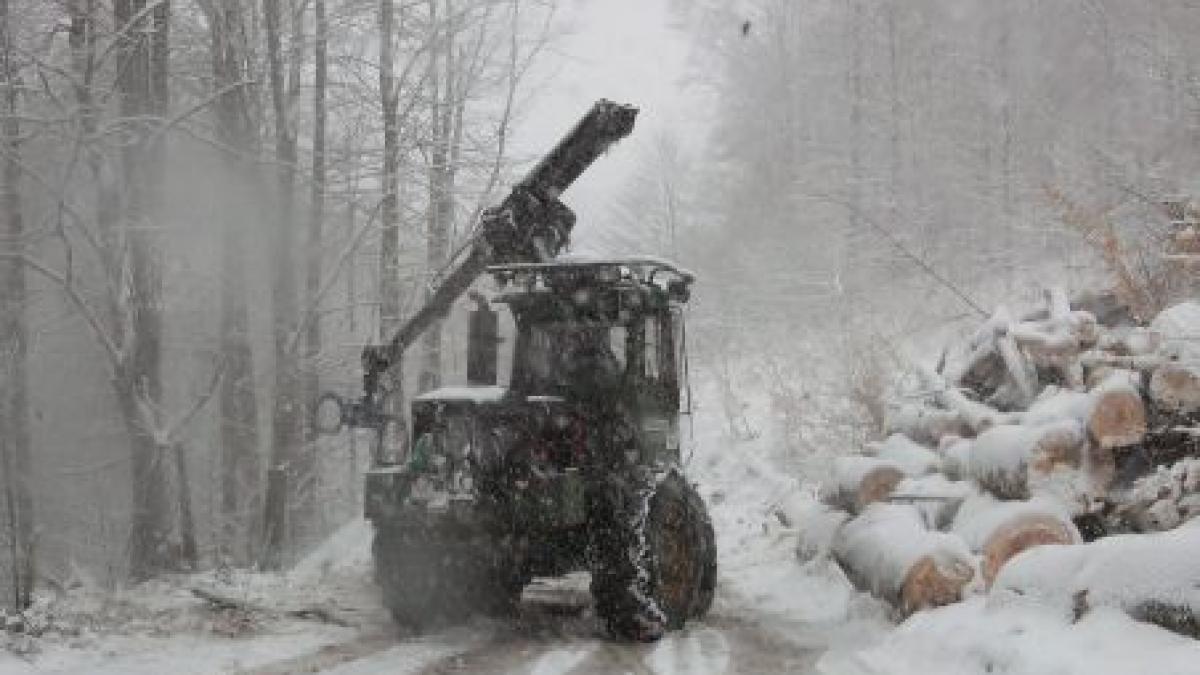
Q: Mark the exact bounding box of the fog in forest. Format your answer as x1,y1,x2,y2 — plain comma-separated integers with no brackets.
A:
2,0,1199,671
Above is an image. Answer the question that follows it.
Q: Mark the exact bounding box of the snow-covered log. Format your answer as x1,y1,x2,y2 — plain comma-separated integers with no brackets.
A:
992,520,1200,637
993,331,1038,408
1112,458,1200,532
884,403,968,446
1097,326,1162,357
1079,351,1165,372
965,419,1087,500
825,456,906,514
951,499,1080,587
890,474,976,529
939,307,1038,409
832,504,975,615
1007,287,1098,391
1087,375,1148,449
1149,362,1200,418
1025,376,1146,450
794,502,852,564
1151,302,1200,361
938,435,973,481
866,433,942,476
917,365,1021,433
940,308,1010,388
1083,364,1142,391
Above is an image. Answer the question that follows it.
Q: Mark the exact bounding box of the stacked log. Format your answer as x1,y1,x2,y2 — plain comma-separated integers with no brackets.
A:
991,521,1200,637
813,293,1200,629
831,504,976,616
825,456,906,515
1113,457,1200,531
950,497,1081,587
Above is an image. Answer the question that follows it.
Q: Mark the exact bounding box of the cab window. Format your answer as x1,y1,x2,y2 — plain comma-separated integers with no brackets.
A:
644,316,660,379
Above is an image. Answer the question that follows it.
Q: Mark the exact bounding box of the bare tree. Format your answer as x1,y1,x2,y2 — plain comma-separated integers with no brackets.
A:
113,0,176,580
262,0,303,570
204,0,263,565
420,0,452,393
0,0,32,609
304,0,329,501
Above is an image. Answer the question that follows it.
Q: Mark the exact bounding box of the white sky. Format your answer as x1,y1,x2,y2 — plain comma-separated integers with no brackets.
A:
506,0,695,253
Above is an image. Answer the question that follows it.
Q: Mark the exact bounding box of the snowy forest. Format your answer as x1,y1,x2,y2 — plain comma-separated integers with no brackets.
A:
1,0,1200,672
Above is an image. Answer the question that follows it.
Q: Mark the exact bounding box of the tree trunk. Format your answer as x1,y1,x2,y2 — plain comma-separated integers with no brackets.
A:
842,0,866,301
173,442,198,568
377,0,405,461
421,0,453,393
0,0,32,610
304,0,328,531
379,0,400,341
114,0,173,581
262,0,301,570
210,0,262,566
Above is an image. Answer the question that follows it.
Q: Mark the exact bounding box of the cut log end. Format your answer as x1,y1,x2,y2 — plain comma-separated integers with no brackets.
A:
1028,424,1085,475
900,554,975,614
1088,384,1146,449
981,513,1077,588
858,467,905,510
1149,363,1200,416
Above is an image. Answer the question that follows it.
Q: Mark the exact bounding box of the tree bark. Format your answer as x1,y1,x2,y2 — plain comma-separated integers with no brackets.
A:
304,0,328,531
209,0,262,566
379,0,400,342
114,0,174,581
262,0,301,570
0,0,32,607
420,0,454,393
376,0,405,462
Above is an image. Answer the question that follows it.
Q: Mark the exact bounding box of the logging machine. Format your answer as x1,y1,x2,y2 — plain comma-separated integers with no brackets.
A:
315,100,715,642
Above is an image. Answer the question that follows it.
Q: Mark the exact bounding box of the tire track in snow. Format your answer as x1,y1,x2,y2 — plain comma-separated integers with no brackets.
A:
645,627,730,674
527,645,597,675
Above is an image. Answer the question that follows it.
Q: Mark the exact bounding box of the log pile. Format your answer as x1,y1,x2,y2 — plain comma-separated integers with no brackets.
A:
992,521,1200,638
812,292,1200,632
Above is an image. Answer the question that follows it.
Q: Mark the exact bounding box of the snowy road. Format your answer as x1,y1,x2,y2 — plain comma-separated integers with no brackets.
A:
3,383,890,675
233,575,828,675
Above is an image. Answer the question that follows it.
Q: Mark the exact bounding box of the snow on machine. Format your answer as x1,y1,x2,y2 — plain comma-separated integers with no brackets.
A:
316,100,715,641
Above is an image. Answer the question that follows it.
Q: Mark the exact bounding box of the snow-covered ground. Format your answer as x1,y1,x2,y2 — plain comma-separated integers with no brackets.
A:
820,597,1200,675
3,369,1199,673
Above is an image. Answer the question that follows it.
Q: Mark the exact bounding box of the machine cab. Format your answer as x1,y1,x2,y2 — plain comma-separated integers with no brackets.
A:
488,258,693,464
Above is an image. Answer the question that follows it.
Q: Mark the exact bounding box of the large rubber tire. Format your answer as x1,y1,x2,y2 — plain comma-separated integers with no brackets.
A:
689,484,718,618
372,522,525,629
590,470,717,641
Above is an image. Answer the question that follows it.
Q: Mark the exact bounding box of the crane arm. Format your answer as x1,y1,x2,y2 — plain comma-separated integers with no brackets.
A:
359,100,638,407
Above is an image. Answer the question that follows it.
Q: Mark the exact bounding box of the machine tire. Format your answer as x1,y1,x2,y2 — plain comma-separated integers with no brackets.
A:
688,484,718,618
372,522,524,628
590,470,717,641
372,522,444,628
